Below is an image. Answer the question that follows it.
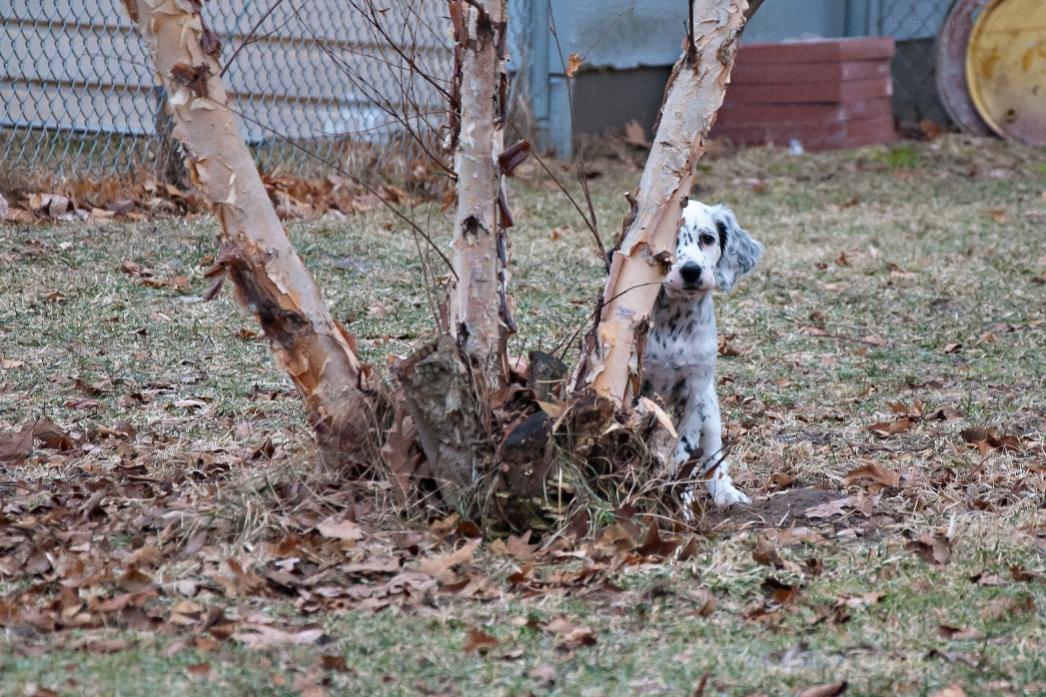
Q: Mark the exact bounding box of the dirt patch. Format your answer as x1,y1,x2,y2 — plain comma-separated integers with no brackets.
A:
700,487,845,531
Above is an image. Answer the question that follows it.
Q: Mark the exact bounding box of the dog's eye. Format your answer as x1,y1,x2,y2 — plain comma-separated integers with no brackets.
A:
699,233,715,246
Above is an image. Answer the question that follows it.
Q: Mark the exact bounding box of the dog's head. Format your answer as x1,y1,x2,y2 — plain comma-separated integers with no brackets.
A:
663,201,763,295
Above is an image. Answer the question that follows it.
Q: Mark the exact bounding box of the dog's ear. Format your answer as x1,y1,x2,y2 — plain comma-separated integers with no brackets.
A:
712,205,763,291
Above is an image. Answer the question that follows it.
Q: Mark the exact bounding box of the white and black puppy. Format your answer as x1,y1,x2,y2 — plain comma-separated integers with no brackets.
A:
641,201,763,507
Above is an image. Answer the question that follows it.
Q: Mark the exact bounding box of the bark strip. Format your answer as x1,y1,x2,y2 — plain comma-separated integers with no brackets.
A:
127,0,380,453
575,0,750,407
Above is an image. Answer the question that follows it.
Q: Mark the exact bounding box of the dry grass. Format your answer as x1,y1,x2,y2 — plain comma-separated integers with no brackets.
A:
1,135,1044,696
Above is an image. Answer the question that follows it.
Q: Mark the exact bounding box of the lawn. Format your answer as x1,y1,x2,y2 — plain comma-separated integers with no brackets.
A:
0,135,1044,696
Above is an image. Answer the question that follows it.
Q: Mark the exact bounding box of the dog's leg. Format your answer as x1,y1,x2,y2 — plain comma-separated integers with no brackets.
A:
696,386,749,506
674,387,749,508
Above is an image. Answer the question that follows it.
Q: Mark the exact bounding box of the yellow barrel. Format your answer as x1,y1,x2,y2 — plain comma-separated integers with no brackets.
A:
965,0,1046,145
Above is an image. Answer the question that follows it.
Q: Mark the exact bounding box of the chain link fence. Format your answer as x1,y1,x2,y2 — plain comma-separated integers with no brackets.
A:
1,0,454,187
875,0,954,133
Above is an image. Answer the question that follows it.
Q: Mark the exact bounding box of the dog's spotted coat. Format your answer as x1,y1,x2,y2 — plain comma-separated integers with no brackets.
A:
641,201,763,508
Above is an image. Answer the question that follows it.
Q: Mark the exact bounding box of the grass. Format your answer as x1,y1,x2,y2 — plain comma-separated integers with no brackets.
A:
1,135,1045,696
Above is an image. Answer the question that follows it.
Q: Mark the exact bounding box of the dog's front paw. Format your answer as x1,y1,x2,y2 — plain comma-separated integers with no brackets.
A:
709,480,751,507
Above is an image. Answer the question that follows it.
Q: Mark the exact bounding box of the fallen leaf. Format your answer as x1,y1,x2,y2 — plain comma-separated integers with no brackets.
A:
233,624,327,648
463,627,499,654
844,462,900,490
907,533,951,565
804,496,855,520
761,577,800,604
529,663,557,686
1,358,26,369
980,594,1034,621
943,342,963,354
929,687,967,697
33,418,76,451
938,624,985,641
417,538,481,584
622,119,650,149
316,517,364,543
637,396,678,439
797,682,847,697
1010,565,1046,584
544,616,596,649
0,421,35,463
320,655,349,672
866,417,912,437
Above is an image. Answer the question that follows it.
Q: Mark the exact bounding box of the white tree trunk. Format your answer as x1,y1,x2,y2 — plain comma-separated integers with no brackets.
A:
126,0,379,452
448,0,510,381
576,0,750,407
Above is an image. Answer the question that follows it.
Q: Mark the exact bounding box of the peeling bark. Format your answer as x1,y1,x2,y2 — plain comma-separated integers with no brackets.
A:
448,0,512,382
127,0,382,455
574,0,750,407
395,336,492,512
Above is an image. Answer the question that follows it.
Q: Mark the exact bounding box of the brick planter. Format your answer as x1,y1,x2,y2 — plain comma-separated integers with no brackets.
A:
711,37,897,151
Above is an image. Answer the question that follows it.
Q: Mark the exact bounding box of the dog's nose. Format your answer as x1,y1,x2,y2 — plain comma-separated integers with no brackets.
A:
680,262,702,286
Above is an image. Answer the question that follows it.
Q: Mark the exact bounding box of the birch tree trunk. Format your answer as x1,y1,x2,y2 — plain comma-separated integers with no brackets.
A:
448,0,511,382
574,0,750,407
125,0,381,454
393,0,512,512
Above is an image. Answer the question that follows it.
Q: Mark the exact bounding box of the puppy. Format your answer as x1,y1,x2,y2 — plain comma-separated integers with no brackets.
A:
641,201,763,507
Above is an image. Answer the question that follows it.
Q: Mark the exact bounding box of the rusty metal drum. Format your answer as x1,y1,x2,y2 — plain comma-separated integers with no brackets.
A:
935,0,993,137
965,0,1046,145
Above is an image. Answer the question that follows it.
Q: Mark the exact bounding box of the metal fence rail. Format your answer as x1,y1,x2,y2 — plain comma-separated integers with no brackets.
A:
0,0,454,184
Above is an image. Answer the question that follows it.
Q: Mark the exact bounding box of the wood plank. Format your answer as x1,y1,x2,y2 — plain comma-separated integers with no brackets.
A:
724,76,892,105
716,98,893,125
735,38,895,65
730,59,890,85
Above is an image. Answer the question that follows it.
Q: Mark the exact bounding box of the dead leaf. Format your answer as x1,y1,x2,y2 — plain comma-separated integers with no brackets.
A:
316,517,364,543
844,462,900,490
929,686,968,697
637,396,678,438
0,421,36,463
804,496,855,520
622,119,650,149
417,538,481,584
797,682,847,697
1,358,26,369
529,663,557,686
938,624,985,641
545,616,596,649
980,594,1034,621
866,417,912,437
987,208,1010,224
33,418,76,451
1010,565,1046,584
233,624,327,648
761,577,800,604
907,533,951,565
186,662,211,677
943,342,963,354
463,627,499,654
565,53,584,77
